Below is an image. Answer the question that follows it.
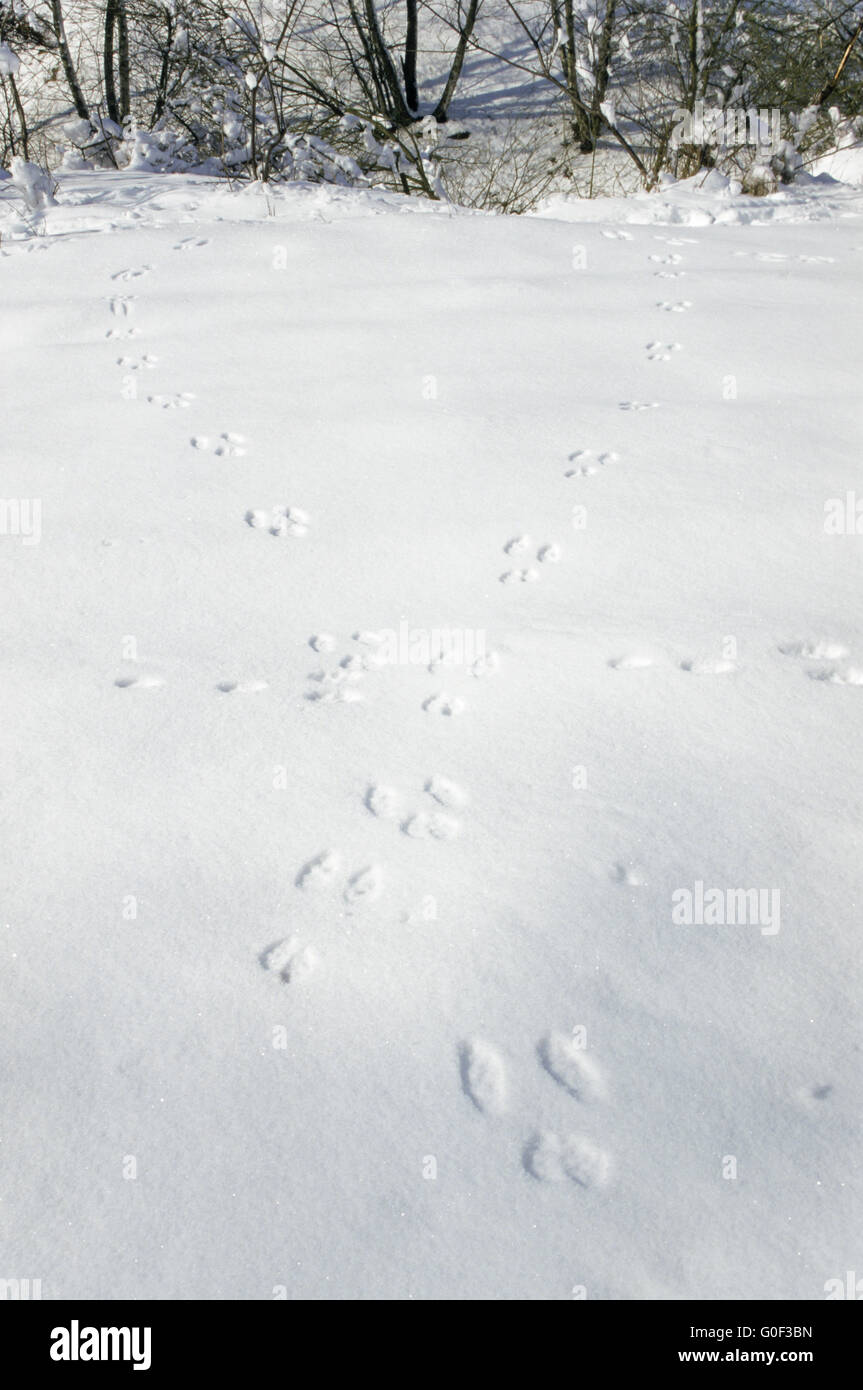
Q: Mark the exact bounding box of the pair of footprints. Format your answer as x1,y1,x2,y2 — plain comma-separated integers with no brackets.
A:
732,251,835,265
565,447,618,478
246,505,310,538
107,291,143,341
500,534,561,585
306,632,399,705
259,856,381,984
365,775,467,841
652,236,695,278
607,638,863,684
608,650,735,674
461,1035,612,1189
312,629,498,680
192,432,247,457
645,340,682,362
296,851,381,905
307,678,467,717
779,639,863,686
115,671,268,693
306,632,495,710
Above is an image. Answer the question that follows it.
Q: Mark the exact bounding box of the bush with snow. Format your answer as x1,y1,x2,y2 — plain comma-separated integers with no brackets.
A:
9,157,56,211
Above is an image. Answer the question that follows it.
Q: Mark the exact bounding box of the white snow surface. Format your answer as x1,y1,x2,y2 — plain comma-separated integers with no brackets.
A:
1,169,861,1300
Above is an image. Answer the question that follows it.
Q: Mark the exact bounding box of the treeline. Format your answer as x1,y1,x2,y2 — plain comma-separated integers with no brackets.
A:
1,1,861,206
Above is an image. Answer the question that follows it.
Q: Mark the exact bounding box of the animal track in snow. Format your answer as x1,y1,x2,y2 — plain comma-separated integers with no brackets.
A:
366,775,467,840
470,650,501,678
619,399,659,412
365,784,400,819
345,632,389,670
565,448,618,477
601,229,633,240
343,865,383,905
680,656,736,675
216,678,268,693
645,341,682,362
809,665,863,686
109,295,136,317
460,1034,614,1187
504,534,532,556
117,353,158,370
654,270,686,279
732,251,832,264
173,236,209,251
422,692,466,716
804,1082,834,1102
778,639,861,682
539,1034,607,1102
608,651,655,670
296,850,341,890
106,326,139,340
112,265,153,281
460,1039,508,1115
425,776,467,808
779,639,848,661
306,666,364,703
500,568,540,585
192,431,247,457
402,811,460,840
649,252,682,265
657,299,692,313
654,235,698,245
309,633,337,653
364,778,466,844
261,936,317,983
148,392,195,409
611,861,647,887
114,672,164,690
427,646,498,676
246,505,309,537
523,1132,611,1188
502,535,558,574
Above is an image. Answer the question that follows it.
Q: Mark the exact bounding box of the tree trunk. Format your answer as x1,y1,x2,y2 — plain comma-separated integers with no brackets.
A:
433,0,480,123
104,0,120,124
50,0,89,120
151,8,175,123
362,0,413,124
588,0,616,145
117,0,130,118
8,72,30,158
561,0,592,150
403,0,419,112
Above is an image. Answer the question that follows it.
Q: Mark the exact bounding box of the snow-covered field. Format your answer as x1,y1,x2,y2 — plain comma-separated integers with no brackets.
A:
1,167,861,1300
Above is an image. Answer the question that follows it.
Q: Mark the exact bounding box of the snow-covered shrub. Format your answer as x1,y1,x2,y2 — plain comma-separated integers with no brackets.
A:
120,125,194,173
9,155,55,210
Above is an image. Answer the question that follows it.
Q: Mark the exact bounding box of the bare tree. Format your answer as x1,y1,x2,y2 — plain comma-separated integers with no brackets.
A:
433,0,481,123
50,0,89,119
